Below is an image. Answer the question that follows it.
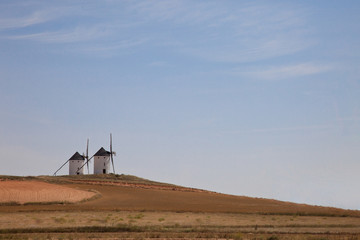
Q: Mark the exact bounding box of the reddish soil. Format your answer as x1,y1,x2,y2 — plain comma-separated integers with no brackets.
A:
0,180,96,204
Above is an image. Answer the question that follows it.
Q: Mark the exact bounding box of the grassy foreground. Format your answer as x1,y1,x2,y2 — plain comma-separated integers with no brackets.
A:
0,210,359,239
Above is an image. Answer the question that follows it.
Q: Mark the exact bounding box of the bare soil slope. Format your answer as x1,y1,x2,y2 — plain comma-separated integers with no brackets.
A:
0,175,359,217
0,180,96,204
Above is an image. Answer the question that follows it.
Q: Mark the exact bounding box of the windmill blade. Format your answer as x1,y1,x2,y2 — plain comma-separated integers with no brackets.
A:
111,153,115,174
77,155,94,174
86,138,89,174
110,133,112,153
110,133,115,174
53,160,69,176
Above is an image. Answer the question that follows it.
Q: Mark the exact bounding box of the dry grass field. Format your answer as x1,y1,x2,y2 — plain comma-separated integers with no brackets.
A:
0,180,97,204
0,174,359,240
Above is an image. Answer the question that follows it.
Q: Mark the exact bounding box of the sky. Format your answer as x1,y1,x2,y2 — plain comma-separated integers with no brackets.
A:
0,0,359,210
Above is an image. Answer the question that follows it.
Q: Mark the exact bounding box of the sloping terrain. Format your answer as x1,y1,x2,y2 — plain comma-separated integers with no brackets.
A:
0,174,359,217
1,175,360,239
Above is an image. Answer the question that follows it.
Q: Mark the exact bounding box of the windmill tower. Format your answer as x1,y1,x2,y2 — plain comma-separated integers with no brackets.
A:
93,134,116,174
53,139,89,176
69,152,85,175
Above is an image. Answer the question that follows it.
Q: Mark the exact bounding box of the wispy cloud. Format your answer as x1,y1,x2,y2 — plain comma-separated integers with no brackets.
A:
6,25,110,43
128,1,313,63
229,63,331,80
0,1,314,61
184,36,314,63
73,38,149,57
0,11,49,29
0,5,79,30
128,0,225,25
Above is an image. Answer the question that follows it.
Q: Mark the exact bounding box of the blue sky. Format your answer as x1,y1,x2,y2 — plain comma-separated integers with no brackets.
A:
0,0,360,210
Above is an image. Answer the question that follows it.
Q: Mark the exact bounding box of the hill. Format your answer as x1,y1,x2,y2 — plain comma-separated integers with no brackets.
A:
0,174,358,217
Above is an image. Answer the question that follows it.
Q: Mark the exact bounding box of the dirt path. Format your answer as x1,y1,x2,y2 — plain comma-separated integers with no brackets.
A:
67,179,215,193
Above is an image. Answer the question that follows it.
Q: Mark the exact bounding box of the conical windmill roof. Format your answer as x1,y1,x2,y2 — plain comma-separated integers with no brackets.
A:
69,152,85,160
94,147,111,156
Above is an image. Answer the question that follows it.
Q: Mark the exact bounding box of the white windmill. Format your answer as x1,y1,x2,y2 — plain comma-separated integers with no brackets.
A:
68,152,85,175
53,139,89,176
93,134,116,174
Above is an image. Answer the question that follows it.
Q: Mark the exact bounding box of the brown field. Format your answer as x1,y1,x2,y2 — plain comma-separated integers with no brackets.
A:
0,180,97,204
0,174,359,240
